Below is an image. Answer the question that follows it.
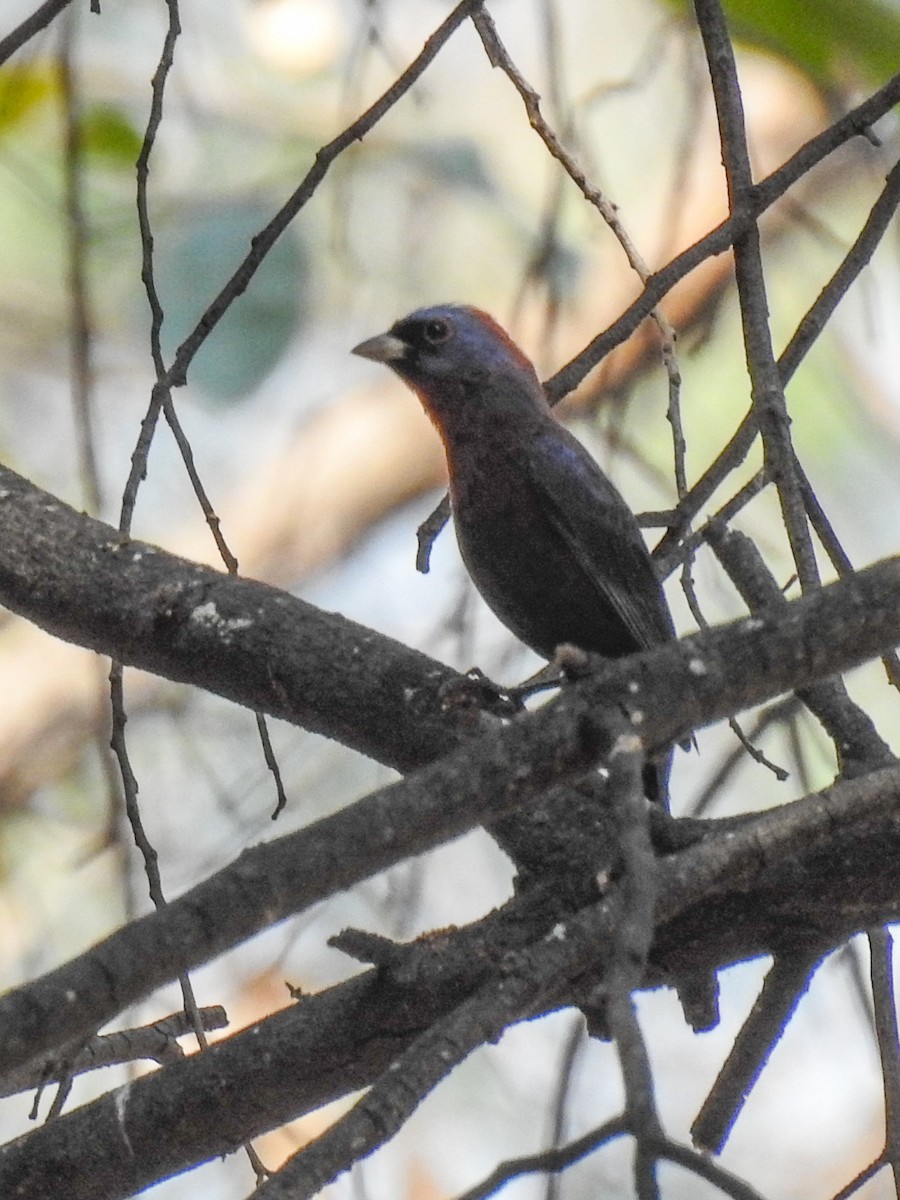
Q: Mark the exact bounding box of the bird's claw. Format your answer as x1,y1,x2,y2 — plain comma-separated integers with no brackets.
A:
438,668,524,721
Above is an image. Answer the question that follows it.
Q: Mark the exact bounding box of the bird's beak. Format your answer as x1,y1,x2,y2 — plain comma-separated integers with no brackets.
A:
351,332,408,364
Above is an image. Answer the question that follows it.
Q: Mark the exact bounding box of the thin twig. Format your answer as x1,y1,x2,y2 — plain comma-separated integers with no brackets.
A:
418,77,900,570
691,950,824,1153
458,1118,630,1200
165,0,484,391
543,1015,584,1200
0,0,74,65
1,1008,228,1102
259,711,290,819
869,927,900,1193
694,0,819,592
659,469,766,575
108,667,204,1008
455,1117,770,1200
121,0,182,536
472,7,685,491
830,1153,887,1200
778,158,900,384
679,535,789,785
690,698,801,817
59,8,102,514
159,394,239,572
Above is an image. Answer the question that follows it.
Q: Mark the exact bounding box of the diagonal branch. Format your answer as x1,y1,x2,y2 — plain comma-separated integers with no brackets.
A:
164,0,484,391
691,949,824,1153
0,0,74,65
692,0,818,591
2,461,900,1077
417,71,900,570
543,67,900,404
5,763,900,1199
654,153,900,573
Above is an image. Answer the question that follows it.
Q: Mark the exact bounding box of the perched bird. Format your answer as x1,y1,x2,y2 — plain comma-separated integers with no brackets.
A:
352,304,675,801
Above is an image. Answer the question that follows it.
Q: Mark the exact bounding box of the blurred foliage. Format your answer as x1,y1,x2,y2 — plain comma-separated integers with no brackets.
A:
664,0,900,86
0,64,142,162
79,103,143,166
0,2,898,1194
402,136,496,195
155,201,308,402
0,63,58,130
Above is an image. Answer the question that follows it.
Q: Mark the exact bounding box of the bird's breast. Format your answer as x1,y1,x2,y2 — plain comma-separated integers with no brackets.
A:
447,443,641,661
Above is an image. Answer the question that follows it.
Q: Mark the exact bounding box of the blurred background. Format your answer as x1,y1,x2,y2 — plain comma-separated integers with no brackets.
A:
1,0,900,1195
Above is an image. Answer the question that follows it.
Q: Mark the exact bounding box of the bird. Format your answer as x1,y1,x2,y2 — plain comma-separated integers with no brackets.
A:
352,304,676,802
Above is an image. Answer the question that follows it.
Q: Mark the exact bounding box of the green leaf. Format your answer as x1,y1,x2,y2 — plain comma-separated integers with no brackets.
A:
664,0,900,86
79,104,143,166
0,64,58,132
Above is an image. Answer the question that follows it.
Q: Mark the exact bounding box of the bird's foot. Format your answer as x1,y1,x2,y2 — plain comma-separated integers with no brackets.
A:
505,660,567,704
438,652,593,726
462,652,591,715
438,668,524,722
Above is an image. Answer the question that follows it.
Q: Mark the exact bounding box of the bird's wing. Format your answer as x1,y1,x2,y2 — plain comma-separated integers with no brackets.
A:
524,426,674,649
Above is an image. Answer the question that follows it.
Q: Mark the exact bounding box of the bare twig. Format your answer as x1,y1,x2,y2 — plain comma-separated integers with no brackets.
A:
691,949,824,1153
121,0,181,534
545,67,900,403
677,525,789,784
778,159,900,384
709,525,894,775
165,0,484,391
690,697,801,816
456,1116,770,1200
59,9,101,514
543,1016,584,1200
693,0,818,591
457,1118,630,1200
869,927,900,1192
0,0,74,65
108,665,209,1040
831,1153,887,1200
479,6,685,491
0,1007,228,1101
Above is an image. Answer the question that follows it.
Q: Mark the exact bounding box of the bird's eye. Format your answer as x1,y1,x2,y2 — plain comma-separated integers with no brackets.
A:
422,318,451,345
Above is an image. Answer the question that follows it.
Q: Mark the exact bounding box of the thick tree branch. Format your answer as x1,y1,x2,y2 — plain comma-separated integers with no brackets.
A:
0,463,461,774
708,525,893,774
4,764,900,1198
2,463,900,1080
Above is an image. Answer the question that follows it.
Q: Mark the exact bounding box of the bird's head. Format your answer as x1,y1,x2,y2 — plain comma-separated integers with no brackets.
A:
352,305,546,437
